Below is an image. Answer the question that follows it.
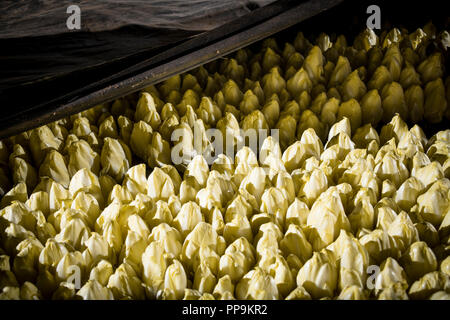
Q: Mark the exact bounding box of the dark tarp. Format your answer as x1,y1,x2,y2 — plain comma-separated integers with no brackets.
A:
0,0,276,89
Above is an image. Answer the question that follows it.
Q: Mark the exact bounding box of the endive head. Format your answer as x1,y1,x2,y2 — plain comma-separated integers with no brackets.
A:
296,250,338,299
374,257,408,295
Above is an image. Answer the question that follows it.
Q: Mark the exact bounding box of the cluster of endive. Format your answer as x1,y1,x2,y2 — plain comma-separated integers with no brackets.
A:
0,22,449,300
